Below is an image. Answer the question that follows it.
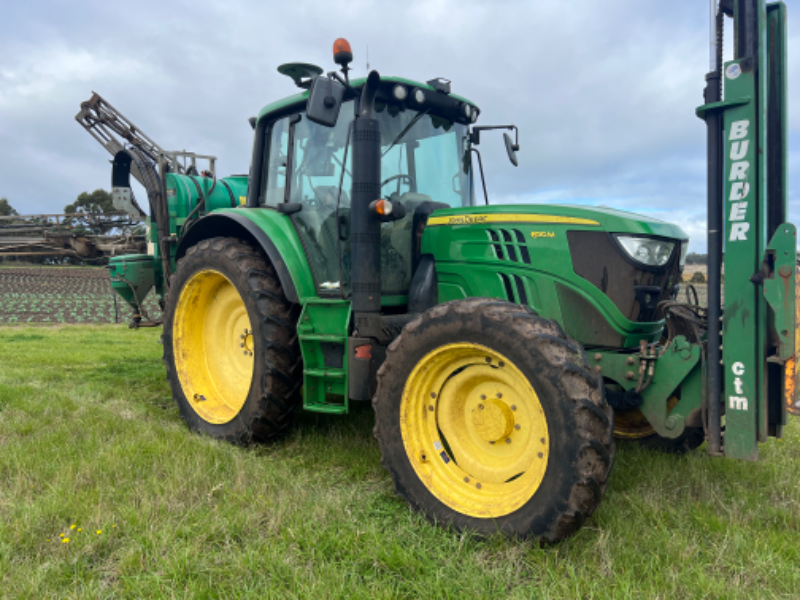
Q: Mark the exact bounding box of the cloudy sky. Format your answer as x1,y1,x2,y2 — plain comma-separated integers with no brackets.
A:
1,0,798,252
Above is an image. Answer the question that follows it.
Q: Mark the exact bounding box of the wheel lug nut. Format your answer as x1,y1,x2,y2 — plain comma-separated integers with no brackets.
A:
240,343,244,348
428,405,434,412
480,394,486,400
511,405,517,411
430,392,437,399
478,404,484,410
496,393,502,399
515,424,521,430
464,477,470,483
505,438,511,444
476,483,482,489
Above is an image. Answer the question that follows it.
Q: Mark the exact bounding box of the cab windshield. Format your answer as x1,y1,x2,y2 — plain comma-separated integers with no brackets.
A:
375,105,473,209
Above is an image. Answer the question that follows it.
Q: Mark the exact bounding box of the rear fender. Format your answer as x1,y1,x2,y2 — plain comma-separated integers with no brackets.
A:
176,208,316,304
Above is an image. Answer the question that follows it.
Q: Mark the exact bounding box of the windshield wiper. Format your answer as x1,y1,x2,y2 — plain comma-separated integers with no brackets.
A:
382,110,429,157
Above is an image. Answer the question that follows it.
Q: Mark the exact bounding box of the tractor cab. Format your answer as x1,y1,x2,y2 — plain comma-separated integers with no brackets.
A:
251,70,479,301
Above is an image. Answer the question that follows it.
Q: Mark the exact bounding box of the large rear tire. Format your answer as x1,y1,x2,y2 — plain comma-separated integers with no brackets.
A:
162,237,302,444
373,299,614,542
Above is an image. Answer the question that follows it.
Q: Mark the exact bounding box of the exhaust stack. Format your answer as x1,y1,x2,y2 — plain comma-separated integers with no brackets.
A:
350,70,382,313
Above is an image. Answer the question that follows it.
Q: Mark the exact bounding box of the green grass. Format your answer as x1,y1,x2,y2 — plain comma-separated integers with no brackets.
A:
1,325,799,598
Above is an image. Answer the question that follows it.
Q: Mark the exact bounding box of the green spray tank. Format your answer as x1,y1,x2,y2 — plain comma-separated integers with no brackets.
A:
107,147,249,324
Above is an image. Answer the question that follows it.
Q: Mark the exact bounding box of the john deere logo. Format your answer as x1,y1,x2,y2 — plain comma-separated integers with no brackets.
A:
447,215,488,225
531,231,555,239
426,214,600,227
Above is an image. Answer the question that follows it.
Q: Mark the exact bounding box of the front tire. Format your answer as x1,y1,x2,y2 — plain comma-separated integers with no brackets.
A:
373,299,614,542
162,237,301,444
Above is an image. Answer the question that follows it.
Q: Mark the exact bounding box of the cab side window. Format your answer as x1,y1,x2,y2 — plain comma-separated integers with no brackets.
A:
262,117,290,206
288,112,354,289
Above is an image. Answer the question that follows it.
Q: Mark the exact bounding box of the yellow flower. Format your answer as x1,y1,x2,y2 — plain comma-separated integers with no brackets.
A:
77,528,82,532
62,538,69,543
96,530,102,535
59,533,64,538
70,524,76,530
112,524,116,528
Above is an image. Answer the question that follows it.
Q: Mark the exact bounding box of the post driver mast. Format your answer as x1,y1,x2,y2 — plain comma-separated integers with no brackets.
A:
698,0,794,459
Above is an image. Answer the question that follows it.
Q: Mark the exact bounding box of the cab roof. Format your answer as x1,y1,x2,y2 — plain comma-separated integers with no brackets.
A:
257,75,475,123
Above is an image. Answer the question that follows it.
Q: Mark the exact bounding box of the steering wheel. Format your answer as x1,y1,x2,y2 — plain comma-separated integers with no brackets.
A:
381,174,415,193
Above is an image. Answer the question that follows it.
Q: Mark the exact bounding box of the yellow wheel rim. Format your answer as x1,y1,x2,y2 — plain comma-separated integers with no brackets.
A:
400,343,549,519
173,269,254,424
614,396,679,439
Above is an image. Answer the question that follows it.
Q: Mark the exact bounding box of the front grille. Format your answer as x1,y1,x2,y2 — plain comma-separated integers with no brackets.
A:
567,231,682,322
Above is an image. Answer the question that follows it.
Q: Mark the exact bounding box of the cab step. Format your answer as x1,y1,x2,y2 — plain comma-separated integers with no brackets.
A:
298,300,351,414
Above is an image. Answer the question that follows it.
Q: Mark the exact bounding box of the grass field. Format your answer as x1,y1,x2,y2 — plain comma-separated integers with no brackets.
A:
1,325,799,598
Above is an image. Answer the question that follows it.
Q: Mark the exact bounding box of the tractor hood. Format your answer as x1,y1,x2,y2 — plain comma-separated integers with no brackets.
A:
420,203,689,349
425,204,689,241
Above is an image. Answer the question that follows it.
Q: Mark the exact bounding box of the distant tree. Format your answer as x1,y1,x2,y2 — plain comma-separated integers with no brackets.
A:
64,189,115,215
685,252,707,265
63,189,121,235
690,271,706,283
0,197,18,216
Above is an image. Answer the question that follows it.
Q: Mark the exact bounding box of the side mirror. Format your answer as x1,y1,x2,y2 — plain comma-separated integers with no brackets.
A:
504,132,519,167
307,76,345,128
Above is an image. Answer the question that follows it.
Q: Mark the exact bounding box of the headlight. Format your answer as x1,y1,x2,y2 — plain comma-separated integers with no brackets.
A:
393,84,407,101
679,242,689,268
462,103,472,119
615,235,675,267
413,88,426,104
470,108,479,123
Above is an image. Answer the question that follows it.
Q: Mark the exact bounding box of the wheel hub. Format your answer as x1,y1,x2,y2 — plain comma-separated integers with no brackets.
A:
471,397,514,443
172,269,254,424
400,343,549,518
240,329,253,355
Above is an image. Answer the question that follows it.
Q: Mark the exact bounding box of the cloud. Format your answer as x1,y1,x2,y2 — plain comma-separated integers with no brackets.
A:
0,46,147,111
0,0,797,254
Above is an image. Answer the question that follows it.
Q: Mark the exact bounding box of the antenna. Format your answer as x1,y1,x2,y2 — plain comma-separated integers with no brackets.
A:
366,45,370,71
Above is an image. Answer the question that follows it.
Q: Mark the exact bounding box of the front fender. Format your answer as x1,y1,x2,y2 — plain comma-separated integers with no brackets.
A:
176,208,315,304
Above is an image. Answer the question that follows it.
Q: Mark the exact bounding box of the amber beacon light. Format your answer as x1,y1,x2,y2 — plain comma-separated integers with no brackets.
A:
333,38,353,66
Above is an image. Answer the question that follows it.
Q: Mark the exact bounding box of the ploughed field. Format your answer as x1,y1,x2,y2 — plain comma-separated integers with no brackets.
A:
0,266,161,324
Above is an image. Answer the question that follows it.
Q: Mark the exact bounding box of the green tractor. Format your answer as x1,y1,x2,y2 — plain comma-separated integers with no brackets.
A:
101,1,795,542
